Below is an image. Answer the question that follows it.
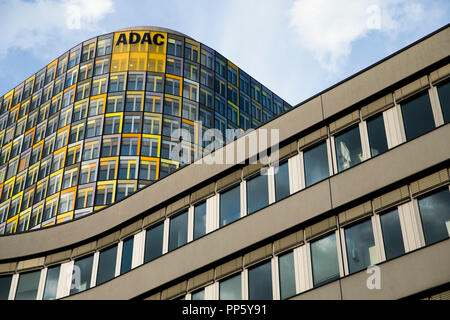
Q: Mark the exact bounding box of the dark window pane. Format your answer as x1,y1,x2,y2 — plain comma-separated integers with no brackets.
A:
334,126,362,172
193,201,206,240
191,289,205,300
279,251,296,299
418,188,450,245
121,237,134,274
274,161,290,201
311,233,340,287
16,270,41,300
248,261,272,300
70,254,93,295
345,219,376,274
219,274,241,300
304,141,329,186
43,265,60,300
246,174,268,214
169,210,188,251
220,185,240,227
367,114,388,157
96,245,117,285
144,223,164,263
0,275,12,300
401,92,435,141
380,208,405,260
437,80,450,124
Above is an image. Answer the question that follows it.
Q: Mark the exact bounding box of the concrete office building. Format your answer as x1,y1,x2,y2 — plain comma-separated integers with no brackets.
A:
0,25,449,300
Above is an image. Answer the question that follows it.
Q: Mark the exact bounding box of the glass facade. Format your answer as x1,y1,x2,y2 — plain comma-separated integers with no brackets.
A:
0,28,291,235
274,160,290,201
401,92,435,141
96,245,117,285
366,114,388,157
418,188,450,245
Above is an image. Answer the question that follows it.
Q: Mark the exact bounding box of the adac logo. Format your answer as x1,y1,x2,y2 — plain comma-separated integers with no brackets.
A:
115,32,165,46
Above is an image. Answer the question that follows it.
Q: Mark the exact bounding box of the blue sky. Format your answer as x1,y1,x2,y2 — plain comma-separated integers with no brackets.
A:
0,0,448,105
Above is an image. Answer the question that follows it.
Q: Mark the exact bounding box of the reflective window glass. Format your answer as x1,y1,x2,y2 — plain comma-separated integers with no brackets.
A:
310,233,340,287
248,261,272,300
193,201,206,240
366,114,388,157
0,275,12,300
96,245,117,285
70,254,93,295
418,188,450,245
220,185,240,227
219,274,241,300
278,251,296,299
437,80,450,124
274,161,290,201
304,141,329,186
380,208,405,260
246,174,268,215
345,219,376,274
334,126,362,172
144,222,164,263
43,265,60,300
401,92,435,141
168,210,188,252
121,237,134,274
16,270,41,300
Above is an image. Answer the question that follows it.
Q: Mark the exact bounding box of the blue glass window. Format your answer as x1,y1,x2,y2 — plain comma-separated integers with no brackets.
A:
274,161,290,201
366,114,388,157
168,210,188,252
220,185,240,227
380,208,405,260
43,265,60,300
144,222,164,262
121,237,134,274
345,219,376,274
193,201,206,240
304,141,329,186
248,261,272,300
278,251,296,299
334,126,362,172
418,188,450,245
96,245,117,285
311,233,340,287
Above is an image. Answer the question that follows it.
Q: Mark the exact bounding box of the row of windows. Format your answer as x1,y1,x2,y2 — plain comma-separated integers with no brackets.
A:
1,74,448,235
0,183,448,300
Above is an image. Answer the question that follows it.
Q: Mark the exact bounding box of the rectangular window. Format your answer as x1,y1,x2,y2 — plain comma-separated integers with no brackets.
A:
418,188,450,245
437,80,450,123
401,91,435,141
120,237,134,274
15,270,41,300
380,208,405,260
127,74,145,91
139,159,157,181
43,265,60,300
70,254,93,295
274,161,290,201
304,141,329,187
144,222,164,263
248,261,272,300
116,183,136,201
367,114,388,157
109,73,126,92
86,118,102,138
246,174,268,215
168,210,188,252
310,233,340,287
219,274,241,300
193,201,206,240
345,219,376,274
99,159,117,181
220,185,240,227
106,94,124,113
334,126,362,172
95,183,114,206
278,251,296,299
0,275,12,300
146,74,163,93
123,116,141,133
125,93,143,112
75,186,94,209
144,94,162,113
101,138,119,157
96,245,117,285
82,140,100,161
80,163,97,184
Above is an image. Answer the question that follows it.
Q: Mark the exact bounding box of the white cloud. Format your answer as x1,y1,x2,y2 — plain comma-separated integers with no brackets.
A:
289,0,425,72
0,0,114,58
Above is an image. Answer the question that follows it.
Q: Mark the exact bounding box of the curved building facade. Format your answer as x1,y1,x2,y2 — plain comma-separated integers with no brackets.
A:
0,27,291,235
0,25,449,302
